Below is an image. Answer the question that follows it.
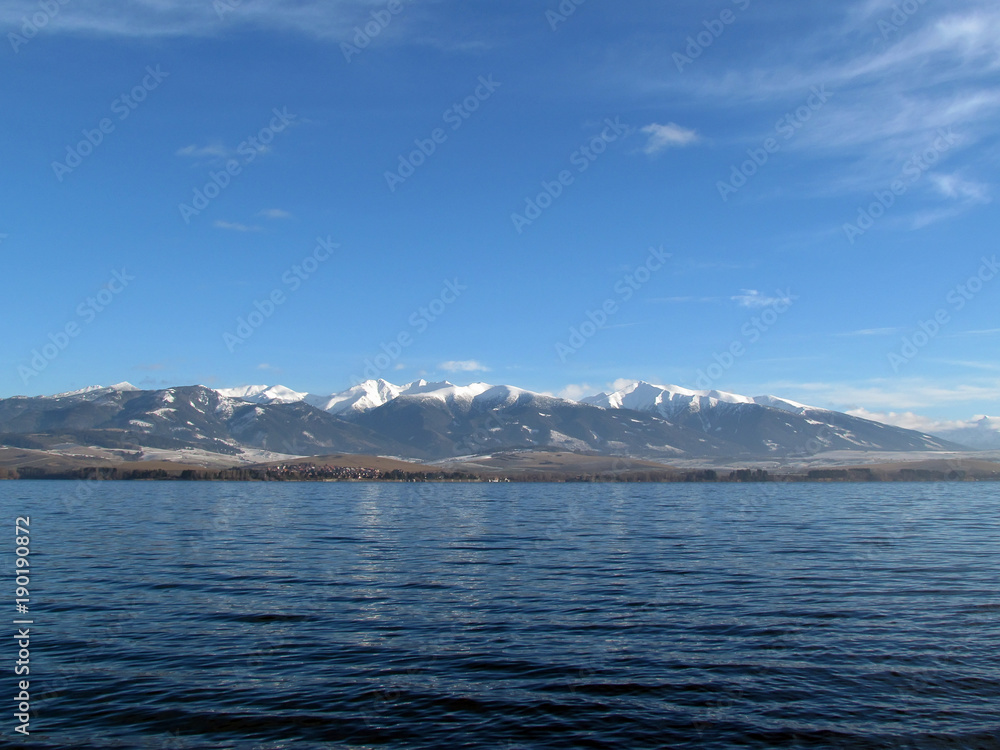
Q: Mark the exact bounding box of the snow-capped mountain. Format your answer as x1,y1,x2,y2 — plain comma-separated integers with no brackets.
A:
0,379,975,462
208,378,971,455
582,381,956,455
302,379,505,416
212,379,555,418
45,382,140,399
582,381,816,418
215,384,308,404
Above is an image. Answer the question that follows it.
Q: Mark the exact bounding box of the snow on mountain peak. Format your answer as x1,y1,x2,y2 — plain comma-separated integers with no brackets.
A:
583,380,823,419
47,382,140,399
584,381,753,413
400,381,493,402
216,384,308,404
307,379,406,415
48,385,107,398
210,378,824,422
751,394,819,415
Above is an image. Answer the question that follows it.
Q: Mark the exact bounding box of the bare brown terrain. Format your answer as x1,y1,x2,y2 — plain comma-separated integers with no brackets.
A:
1,445,997,482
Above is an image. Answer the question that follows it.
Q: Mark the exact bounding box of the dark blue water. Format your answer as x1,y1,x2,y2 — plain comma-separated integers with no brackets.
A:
2,481,999,749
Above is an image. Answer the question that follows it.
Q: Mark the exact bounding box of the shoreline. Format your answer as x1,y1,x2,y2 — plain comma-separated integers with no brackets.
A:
4,467,998,483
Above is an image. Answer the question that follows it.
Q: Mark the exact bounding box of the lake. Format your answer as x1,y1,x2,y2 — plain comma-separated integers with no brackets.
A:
3,481,999,749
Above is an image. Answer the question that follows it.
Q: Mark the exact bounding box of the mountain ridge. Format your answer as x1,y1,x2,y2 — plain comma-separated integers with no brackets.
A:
0,379,981,461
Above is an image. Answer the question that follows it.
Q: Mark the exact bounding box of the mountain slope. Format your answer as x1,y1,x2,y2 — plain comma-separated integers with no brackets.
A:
348,384,744,459
0,379,976,461
0,385,413,458
583,381,965,455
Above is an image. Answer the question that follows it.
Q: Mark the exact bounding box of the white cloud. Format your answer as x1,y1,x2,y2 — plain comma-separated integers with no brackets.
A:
0,0,381,39
557,379,639,402
835,327,901,337
930,172,992,202
759,377,1000,411
905,173,991,227
640,123,699,154
731,289,794,308
640,1,1000,204
176,143,232,159
214,220,261,232
846,407,998,434
609,378,638,392
647,296,722,304
557,383,599,401
935,359,1000,371
258,208,293,220
909,205,977,230
439,360,490,373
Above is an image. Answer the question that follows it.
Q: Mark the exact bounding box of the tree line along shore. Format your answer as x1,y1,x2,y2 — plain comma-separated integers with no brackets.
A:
1,465,997,483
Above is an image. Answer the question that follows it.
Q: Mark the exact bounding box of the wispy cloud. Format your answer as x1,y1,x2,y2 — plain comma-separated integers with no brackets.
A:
845,407,980,434
760,377,1000,411
214,220,261,232
556,379,629,401
640,123,699,154
958,328,1000,336
731,289,794,308
908,172,992,227
439,360,490,373
556,383,597,401
258,208,294,220
930,172,992,202
0,0,383,39
934,359,1000,371
835,327,901,337
641,1,1000,206
557,379,645,402
647,296,721,304
176,143,232,159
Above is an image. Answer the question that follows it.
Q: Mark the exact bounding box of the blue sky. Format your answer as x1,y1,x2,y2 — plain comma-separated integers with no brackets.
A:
2,0,997,429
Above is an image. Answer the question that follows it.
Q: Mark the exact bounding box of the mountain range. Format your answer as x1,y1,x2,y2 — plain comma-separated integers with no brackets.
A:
0,379,985,464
